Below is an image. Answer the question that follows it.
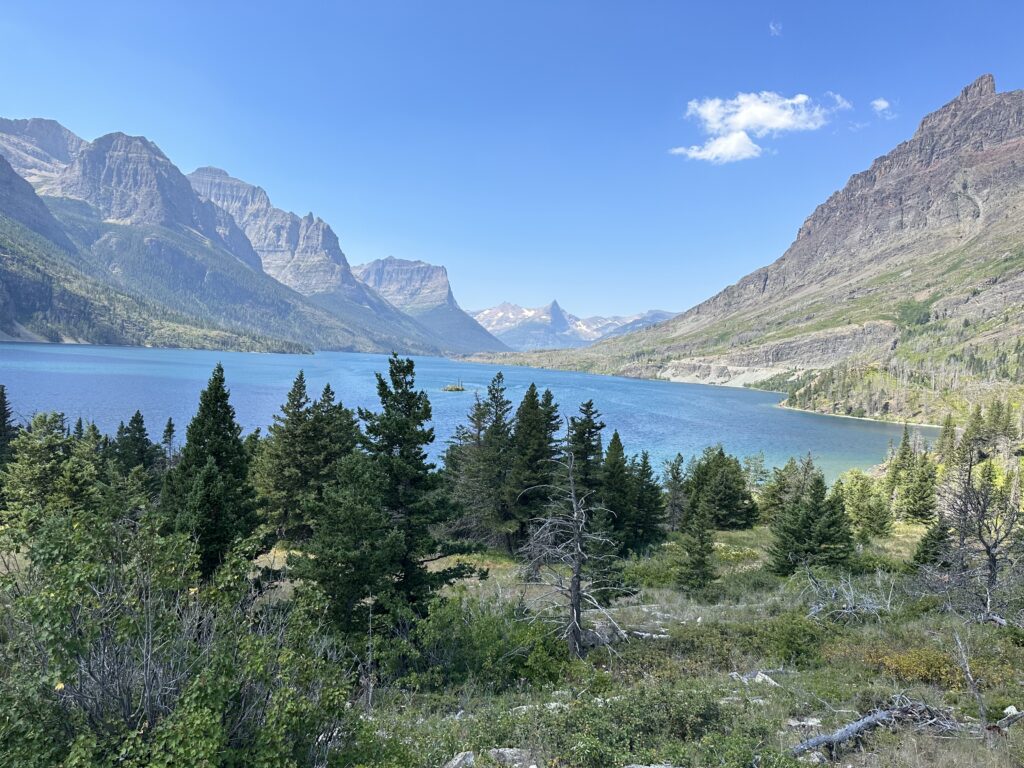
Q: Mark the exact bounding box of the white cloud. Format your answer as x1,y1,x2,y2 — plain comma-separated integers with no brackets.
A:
670,131,762,163
769,20,782,36
871,97,895,119
671,90,848,163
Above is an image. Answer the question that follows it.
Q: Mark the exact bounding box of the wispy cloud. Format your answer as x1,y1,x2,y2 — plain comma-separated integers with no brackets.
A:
671,90,850,164
768,20,782,36
871,97,895,119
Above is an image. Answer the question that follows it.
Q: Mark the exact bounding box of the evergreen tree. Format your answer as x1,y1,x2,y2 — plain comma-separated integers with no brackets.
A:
507,383,560,547
294,454,405,633
894,453,937,523
161,418,176,459
935,414,957,466
626,451,666,553
566,399,605,496
684,446,757,529
883,424,915,502
110,411,161,477
1,412,72,529
161,364,256,577
757,457,801,524
662,453,687,531
255,371,314,538
838,469,891,542
959,404,986,461
447,373,517,548
306,383,359,498
358,355,466,615
769,462,853,575
598,430,633,547
912,517,952,567
676,495,715,592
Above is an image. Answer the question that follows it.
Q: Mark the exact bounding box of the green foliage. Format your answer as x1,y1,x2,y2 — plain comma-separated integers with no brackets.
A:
684,445,758,529
161,364,256,577
255,373,358,539
398,591,566,690
836,469,892,541
566,399,605,496
769,457,853,575
676,497,716,592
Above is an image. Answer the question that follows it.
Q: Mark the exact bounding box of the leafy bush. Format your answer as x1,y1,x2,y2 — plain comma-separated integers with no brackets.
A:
394,590,567,690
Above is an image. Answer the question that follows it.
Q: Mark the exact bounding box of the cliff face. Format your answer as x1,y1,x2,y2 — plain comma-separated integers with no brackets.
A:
354,256,508,353
187,167,445,352
0,118,86,186
188,166,356,293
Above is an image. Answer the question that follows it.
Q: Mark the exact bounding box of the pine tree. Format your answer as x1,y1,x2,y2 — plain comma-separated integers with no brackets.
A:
684,446,757,529
676,496,715,592
935,414,957,466
306,383,359,499
507,383,560,547
110,410,161,477
598,430,633,548
0,384,19,470
447,373,517,548
757,457,800,524
161,364,256,577
1,412,72,529
627,451,666,553
566,399,605,496
662,453,687,531
255,371,314,538
358,355,466,615
883,424,915,501
769,462,853,575
959,404,986,461
161,418,176,459
894,453,937,523
838,469,891,542
294,454,405,633
913,517,952,567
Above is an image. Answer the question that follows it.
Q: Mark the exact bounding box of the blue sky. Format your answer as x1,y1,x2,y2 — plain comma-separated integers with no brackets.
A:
2,1,1022,316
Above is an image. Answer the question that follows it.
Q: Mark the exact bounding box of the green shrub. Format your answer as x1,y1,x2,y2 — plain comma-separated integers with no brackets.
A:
394,590,567,690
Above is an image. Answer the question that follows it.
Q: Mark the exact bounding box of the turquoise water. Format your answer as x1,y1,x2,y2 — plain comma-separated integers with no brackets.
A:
0,343,935,479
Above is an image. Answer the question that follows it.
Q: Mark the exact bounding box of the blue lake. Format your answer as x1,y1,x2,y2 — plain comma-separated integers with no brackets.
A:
0,343,935,479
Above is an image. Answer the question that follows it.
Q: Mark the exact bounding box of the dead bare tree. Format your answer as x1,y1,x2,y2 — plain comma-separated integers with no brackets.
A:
519,454,624,660
922,451,1023,627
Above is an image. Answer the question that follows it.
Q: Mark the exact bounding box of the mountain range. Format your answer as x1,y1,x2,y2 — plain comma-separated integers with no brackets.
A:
0,120,503,354
471,301,674,351
482,75,1024,422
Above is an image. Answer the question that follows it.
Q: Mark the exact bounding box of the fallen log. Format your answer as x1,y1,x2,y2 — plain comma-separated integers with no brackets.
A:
791,699,958,758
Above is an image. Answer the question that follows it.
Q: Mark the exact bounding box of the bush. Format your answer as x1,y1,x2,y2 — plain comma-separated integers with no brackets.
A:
394,590,567,690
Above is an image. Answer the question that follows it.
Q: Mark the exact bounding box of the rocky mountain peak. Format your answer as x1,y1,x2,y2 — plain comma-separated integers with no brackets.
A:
0,117,86,185
187,166,359,295
959,73,996,101
353,257,456,313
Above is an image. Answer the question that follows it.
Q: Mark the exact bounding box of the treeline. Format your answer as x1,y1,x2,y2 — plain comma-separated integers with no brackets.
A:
1,364,1022,766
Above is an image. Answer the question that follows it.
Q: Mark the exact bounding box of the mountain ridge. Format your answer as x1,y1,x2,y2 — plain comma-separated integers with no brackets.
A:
478,75,1024,422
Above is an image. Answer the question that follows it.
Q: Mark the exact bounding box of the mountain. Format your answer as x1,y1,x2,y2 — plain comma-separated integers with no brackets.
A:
0,118,85,186
0,154,289,350
0,120,442,354
187,167,442,352
352,257,507,353
471,301,675,351
485,75,1024,422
